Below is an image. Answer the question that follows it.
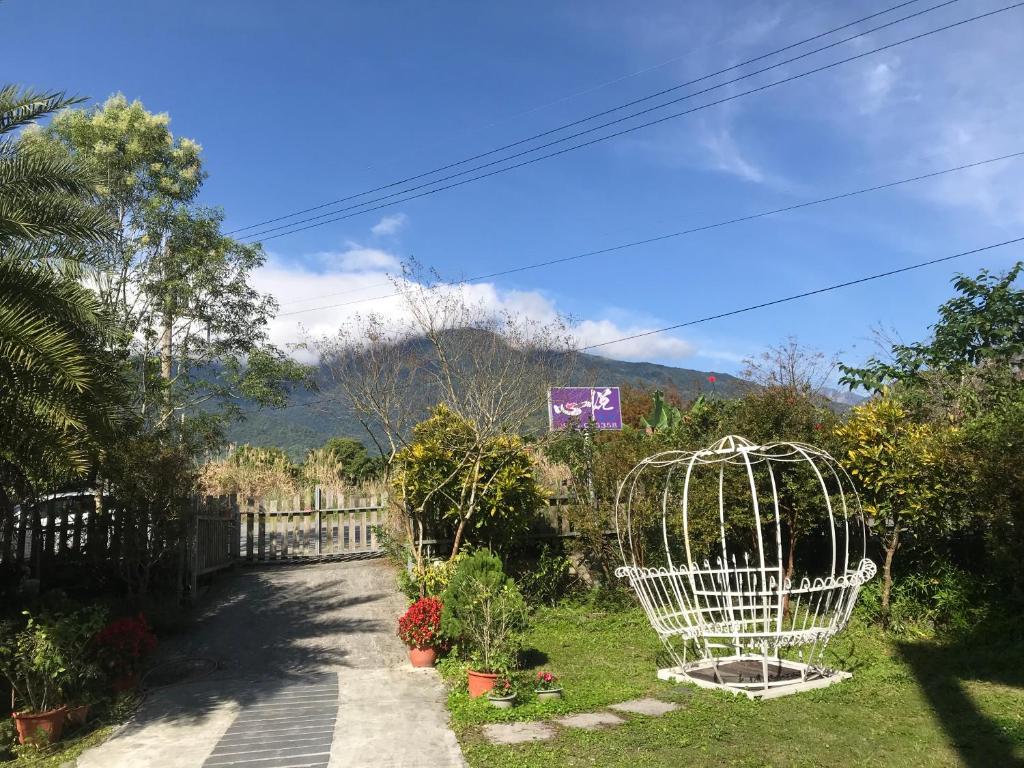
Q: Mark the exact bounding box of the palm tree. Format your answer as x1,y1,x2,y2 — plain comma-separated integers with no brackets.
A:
0,85,126,509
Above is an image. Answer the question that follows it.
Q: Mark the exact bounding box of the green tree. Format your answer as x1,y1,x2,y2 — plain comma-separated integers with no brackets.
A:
839,264,1024,610
394,405,546,562
22,94,304,439
840,263,1024,396
439,550,526,673
728,386,840,597
0,86,127,510
956,369,1024,605
302,438,381,486
834,394,960,621
639,390,684,432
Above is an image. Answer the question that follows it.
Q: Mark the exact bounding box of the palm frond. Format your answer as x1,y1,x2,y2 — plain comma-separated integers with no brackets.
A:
0,85,84,137
0,191,114,244
0,144,96,198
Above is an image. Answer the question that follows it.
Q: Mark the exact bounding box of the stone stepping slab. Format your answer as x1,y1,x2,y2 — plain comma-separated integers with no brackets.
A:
481,697,677,744
610,697,679,716
482,722,558,745
555,711,624,729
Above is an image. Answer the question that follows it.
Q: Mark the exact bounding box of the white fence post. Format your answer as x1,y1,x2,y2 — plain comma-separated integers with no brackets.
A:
315,485,322,557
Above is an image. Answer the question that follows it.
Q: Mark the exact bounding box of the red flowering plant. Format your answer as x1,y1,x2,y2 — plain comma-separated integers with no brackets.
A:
535,670,560,691
94,614,157,677
489,675,515,698
397,597,443,650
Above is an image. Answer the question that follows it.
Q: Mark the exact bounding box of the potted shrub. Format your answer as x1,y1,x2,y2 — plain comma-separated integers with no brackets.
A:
534,670,562,701
440,551,527,698
0,613,71,745
397,596,443,667
56,606,108,728
486,675,516,709
95,613,157,693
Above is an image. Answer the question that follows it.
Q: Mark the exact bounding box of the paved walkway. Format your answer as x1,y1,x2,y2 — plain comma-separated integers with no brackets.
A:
78,559,465,768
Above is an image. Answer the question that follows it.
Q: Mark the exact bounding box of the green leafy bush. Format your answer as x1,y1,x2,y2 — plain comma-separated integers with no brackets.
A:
440,550,527,673
515,545,579,607
0,610,88,713
857,564,986,635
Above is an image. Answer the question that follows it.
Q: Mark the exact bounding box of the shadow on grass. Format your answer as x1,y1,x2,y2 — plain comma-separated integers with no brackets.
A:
896,633,1024,768
519,648,549,668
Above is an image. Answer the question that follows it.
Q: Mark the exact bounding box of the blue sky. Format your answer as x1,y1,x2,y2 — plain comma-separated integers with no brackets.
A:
6,0,1024,377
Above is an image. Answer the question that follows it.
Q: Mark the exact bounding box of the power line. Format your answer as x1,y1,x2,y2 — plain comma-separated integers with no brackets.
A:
582,236,1024,351
241,0,1018,244
228,0,946,237
274,149,1024,317
243,235,1024,414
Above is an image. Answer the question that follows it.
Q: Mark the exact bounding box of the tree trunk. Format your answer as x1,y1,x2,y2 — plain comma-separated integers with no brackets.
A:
161,302,173,420
782,525,798,615
449,455,481,560
450,516,468,560
880,521,901,625
160,240,174,421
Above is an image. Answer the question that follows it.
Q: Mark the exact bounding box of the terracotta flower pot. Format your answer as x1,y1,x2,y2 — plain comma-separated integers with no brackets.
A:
13,707,67,746
467,669,498,698
408,646,438,668
65,703,91,727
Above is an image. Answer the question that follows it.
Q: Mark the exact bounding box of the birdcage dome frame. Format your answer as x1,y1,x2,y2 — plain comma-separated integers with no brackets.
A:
614,435,876,699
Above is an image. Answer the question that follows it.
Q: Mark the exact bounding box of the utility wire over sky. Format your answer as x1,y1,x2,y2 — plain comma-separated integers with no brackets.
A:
230,0,1024,245
274,150,1024,317
228,0,949,238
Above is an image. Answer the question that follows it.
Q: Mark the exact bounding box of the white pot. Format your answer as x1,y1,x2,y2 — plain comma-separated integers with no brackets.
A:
535,688,563,701
487,693,516,709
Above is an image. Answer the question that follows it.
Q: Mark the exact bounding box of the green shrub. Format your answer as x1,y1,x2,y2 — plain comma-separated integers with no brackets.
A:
515,545,579,607
396,552,471,601
0,717,15,761
857,563,986,635
440,550,527,673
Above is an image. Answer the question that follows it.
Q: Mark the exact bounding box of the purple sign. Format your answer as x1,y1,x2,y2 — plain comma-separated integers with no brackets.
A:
548,387,623,431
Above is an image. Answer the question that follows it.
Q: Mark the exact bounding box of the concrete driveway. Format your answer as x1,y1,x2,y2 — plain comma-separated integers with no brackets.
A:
78,559,465,768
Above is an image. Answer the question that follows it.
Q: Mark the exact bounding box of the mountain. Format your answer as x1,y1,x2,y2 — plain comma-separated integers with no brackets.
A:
226,350,751,460
819,386,868,408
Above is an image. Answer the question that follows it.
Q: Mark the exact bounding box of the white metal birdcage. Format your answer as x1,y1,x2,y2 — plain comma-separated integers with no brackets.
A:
614,435,876,699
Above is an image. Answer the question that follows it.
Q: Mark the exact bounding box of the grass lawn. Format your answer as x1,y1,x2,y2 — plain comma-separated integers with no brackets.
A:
1,724,116,768
1,696,137,768
447,603,1024,767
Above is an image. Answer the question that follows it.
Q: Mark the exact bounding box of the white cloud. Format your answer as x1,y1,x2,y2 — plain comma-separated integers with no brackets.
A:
700,124,765,183
254,257,698,365
371,213,408,237
326,244,401,272
859,60,898,115
575,319,696,361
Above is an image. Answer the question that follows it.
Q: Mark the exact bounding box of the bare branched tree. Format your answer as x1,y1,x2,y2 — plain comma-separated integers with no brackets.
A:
741,336,838,397
315,260,579,565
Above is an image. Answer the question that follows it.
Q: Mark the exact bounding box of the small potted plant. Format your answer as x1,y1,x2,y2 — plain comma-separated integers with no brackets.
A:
439,552,527,698
95,613,157,693
486,675,516,709
57,607,108,728
534,670,562,701
397,596,443,667
0,613,70,745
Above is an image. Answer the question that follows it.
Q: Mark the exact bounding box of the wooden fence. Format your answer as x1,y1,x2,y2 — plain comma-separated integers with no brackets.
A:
237,487,387,563
1,485,580,591
0,492,238,596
